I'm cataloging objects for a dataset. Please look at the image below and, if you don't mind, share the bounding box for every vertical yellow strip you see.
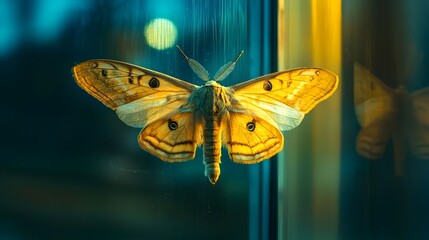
[278,0,285,69]
[310,0,342,239]
[277,2,313,239]
[277,1,285,238]
[278,0,341,239]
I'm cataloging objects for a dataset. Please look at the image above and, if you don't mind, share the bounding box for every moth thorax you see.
[210,85,233,119]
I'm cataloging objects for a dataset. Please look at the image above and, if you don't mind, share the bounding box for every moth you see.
[72,46,338,184]
[354,62,429,175]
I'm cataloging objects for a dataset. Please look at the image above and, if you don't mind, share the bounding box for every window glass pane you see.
[0,1,262,239]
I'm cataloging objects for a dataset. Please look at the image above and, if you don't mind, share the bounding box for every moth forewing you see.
[116,92,191,128]
[72,59,197,109]
[231,68,338,114]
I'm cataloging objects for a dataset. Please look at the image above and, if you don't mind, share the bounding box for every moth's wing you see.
[138,112,203,162]
[230,68,338,131]
[72,59,197,127]
[222,112,284,164]
[410,87,429,159]
[354,62,398,159]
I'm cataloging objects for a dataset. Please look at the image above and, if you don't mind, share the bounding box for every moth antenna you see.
[176,45,210,81]
[213,50,245,82]
[176,45,190,60]
[234,50,244,63]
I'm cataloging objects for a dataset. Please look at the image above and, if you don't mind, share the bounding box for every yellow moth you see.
[72,46,338,184]
[354,62,429,175]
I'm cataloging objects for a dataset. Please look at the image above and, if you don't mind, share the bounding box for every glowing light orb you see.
[144,18,177,50]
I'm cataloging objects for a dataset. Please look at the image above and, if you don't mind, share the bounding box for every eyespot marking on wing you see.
[246,122,255,131]
[168,120,178,130]
[149,77,160,88]
[263,81,272,91]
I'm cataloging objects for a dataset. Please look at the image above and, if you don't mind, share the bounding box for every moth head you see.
[204,80,221,87]
[176,45,244,82]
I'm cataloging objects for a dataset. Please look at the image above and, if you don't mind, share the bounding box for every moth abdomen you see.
[203,119,222,185]
[204,162,221,185]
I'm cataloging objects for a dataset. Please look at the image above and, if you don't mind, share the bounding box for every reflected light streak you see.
[277,0,342,239]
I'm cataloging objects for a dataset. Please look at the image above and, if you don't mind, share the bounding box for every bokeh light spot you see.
[144,18,177,50]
